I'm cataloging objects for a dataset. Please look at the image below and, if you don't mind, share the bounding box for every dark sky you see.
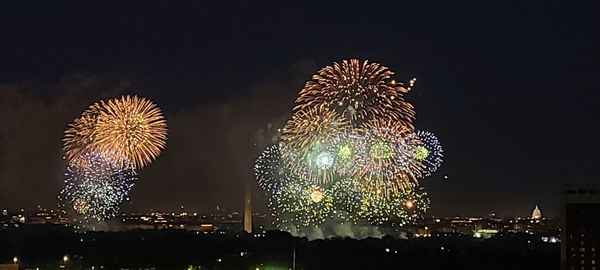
[0,1,599,217]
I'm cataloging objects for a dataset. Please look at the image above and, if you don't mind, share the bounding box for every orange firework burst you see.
[280,107,350,152]
[64,95,167,169]
[63,114,98,164]
[293,59,416,128]
[92,95,167,169]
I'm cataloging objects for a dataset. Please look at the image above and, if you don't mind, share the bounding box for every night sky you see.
[1,1,599,217]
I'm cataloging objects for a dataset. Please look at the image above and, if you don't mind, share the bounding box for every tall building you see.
[532,205,542,219]
[244,184,252,233]
[561,185,600,270]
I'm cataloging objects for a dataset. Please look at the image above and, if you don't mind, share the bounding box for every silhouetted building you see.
[561,185,600,270]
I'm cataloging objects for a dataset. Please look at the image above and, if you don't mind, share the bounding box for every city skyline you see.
[1,1,599,218]
[0,202,553,219]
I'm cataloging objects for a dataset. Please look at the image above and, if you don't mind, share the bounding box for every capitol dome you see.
[531,205,542,219]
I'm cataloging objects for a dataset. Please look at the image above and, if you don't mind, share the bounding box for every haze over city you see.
[1,1,598,218]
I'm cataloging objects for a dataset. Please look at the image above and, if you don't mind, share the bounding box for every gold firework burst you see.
[63,114,99,165]
[64,95,168,169]
[293,59,416,128]
[280,107,350,151]
[92,95,167,169]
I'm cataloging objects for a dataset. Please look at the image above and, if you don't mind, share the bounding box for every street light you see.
[12,256,18,264]
[63,255,69,264]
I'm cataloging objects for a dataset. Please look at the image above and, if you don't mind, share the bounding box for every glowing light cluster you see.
[255,146,334,228]
[60,95,168,222]
[413,131,444,178]
[315,151,335,170]
[58,152,137,222]
[255,59,444,230]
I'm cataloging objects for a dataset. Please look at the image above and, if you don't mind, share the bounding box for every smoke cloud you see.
[287,220,389,241]
[0,61,316,214]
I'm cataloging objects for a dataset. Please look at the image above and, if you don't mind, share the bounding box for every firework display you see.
[255,59,444,230]
[293,59,416,128]
[356,184,431,225]
[279,107,350,184]
[63,114,98,165]
[58,152,137,222]
[60,95,168,223]
[272,177,335,229]
[64,95,168,169]
[353,123,423,195]
[255,145,288,192]
[413,131,444,178]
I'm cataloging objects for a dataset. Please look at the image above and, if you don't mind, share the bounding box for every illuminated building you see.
[561,185,600,270]
[119,211,243,232]
[531,205,542,220]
